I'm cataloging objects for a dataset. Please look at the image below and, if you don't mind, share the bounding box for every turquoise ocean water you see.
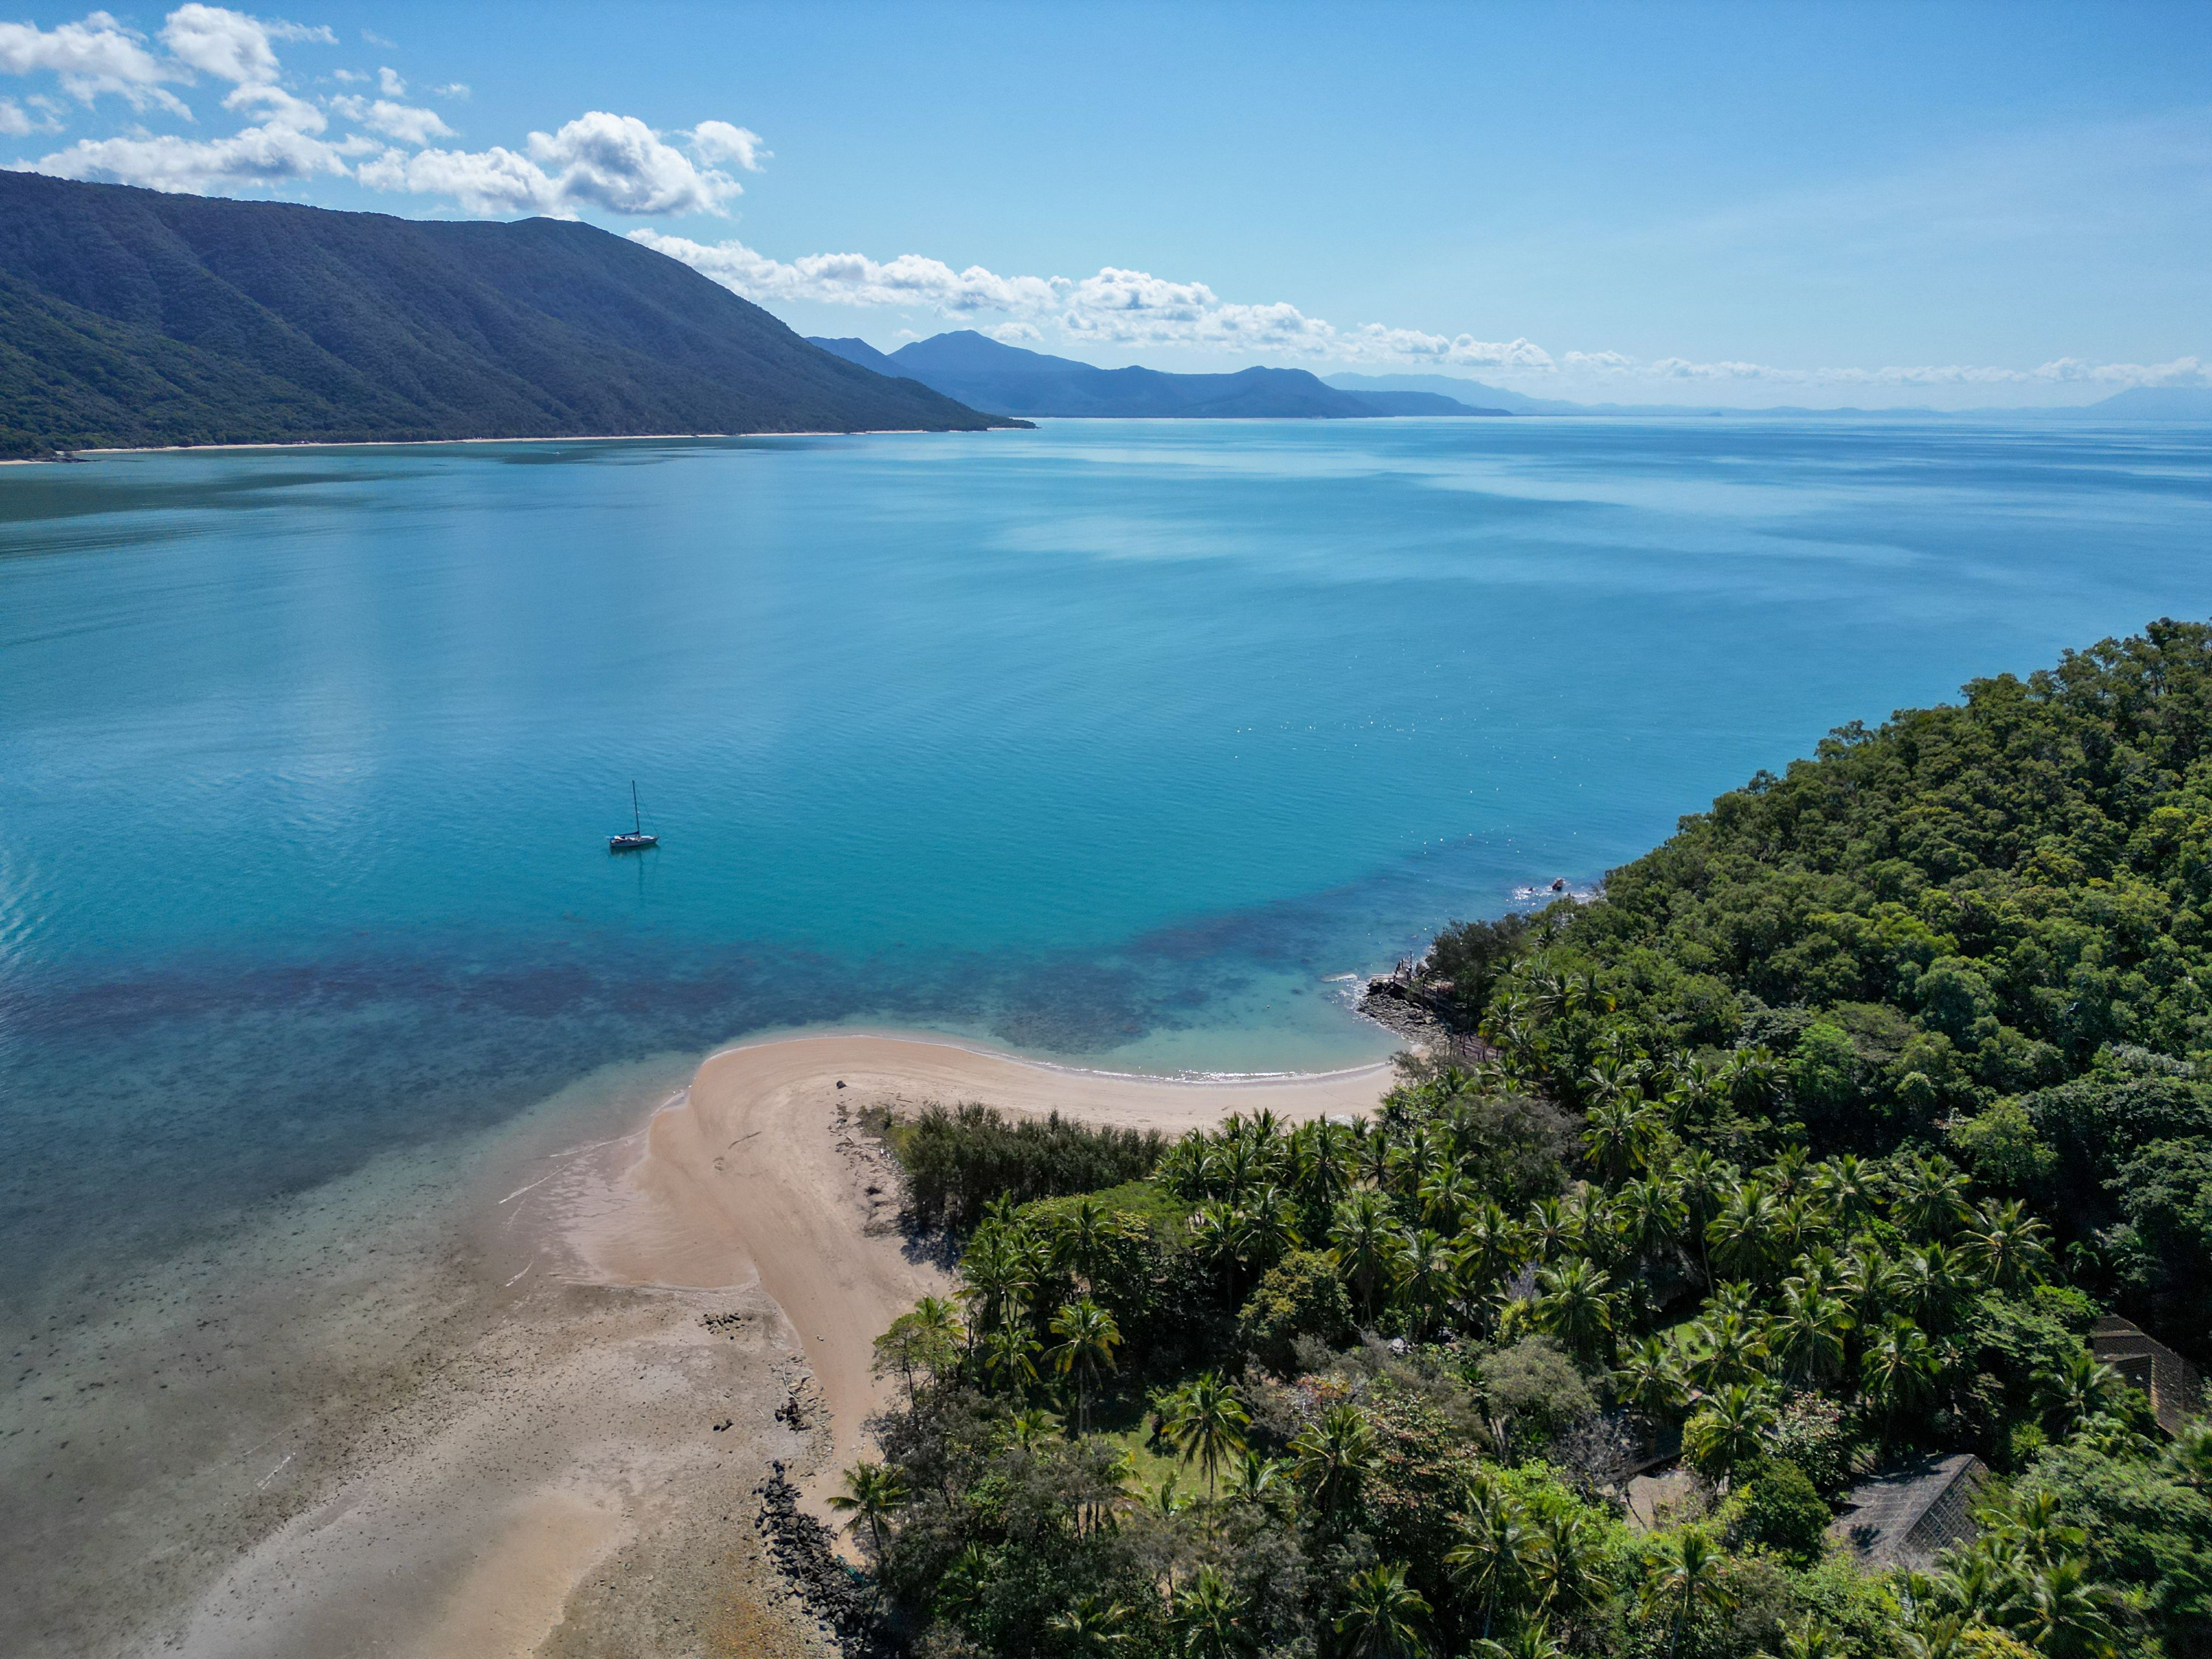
[2,417,2209,1298]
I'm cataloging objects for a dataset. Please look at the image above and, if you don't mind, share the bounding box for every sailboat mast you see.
[631,781,642,835]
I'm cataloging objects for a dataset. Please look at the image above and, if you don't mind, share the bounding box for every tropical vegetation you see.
[838,623,2212,1659]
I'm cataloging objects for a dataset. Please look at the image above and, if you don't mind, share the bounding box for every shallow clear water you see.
[3,417,2209,1296]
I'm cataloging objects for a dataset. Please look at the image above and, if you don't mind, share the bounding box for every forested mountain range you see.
[809,329,1514,418]
[0,172,1013,458]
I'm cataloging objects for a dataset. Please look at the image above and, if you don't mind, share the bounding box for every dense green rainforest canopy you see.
[832,621,2212,1659]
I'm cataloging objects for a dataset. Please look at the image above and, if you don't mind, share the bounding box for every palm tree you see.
[1614,1334,1687,1422]
[1457,1201,1526,1292]
[981,1324,1041,1397]
[956,1226,1033,1335]
[1641,1526,1737,1659]
[2168,1417,2212,1488]
[2009,1555,2122,1658]
[1349,1119,1393,1189]
[1189,1201,1247,1292]
[826,1459,908,1559]
[1770,1285,1852,1387]
[1965,1199,2052,1291]
[1399,1228,1456,1338]
[1811,1154,1874,1225]
[1766,1145,1812,1195]
[1172,1566,1249,1659]
[1772,1192,1829,1260]
[1418,1167,1474,1233]
[1889,1157,1974,1240]
[1217,1135,1260,1202]
[1582,1098,1653,1183]
[2035,1348,2124,1437]
[1389,1125,1446,1199]
[1330,1190,1402,1318]
[1532,1256,1613,1360]
[1229,1446,1290,1507]
[1525,1196,1574,1263]
[1861,1319,1937,1441]
[1051,1596,1133,1657]
[1005,1404,1061,1449]
[1615,1176,1687,1264]
[1527,1509,1604,1618]
[1161,1371,1251,1498]
[1897,1243,1965,1330]
[1295,1120,1355,1221]
[1723,1047,1783,1114]
[1840,1241,1902,1325]
[1672,1149,1731,1283]
[1241,1183,1302,1268]
[1337,1563,1430,1659]
[1469,1623,1567,1659]
[1290,1401,1376,1523]
[1446,1477,1538,1638]
[1759,1616,1841,1659]
[1051,1297,1123,1431]
[1683,1382,1777,1488]
[1707,1184,1780,1282]
[1062,1195,1123,1289]
[1680,1308,1768,1392]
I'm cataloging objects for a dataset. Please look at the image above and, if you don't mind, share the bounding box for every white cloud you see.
[430,81,467,99]
[330,67,365,82]
[0,94,61,135]
[631,233,1547,366]
[28,118,349,191]
[628,229,2202,397]
[0,11,188,113]
[330,93,451,145]
[355,141,548,214]
[361,111,747,217]
[2030,354,2206,387]
[222,78,322,131]
[377,65,403,96]
[528,111,741,214]
[688,119,765,171]
[160,5,331,86]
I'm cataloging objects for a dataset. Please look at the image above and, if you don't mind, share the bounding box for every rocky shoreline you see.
[1357,968,1491,1063]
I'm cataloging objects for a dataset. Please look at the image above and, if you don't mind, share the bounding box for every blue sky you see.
[3,1,2208,406]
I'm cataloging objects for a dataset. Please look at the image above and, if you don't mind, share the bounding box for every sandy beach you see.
[569,1033,1397,1503]
[56,1031,1393,1659]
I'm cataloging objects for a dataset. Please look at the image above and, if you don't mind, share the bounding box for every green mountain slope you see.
[0,172,1015,457]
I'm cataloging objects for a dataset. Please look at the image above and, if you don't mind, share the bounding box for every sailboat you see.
[608,781,658,852]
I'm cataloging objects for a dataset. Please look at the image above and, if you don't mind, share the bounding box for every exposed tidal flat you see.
[3,415,2210,1653]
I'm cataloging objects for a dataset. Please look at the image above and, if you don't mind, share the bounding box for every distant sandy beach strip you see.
[0,427,1026,463]
[568,1032,1397,1496]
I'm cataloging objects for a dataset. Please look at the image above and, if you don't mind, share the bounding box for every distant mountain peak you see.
[811,330,1512,420]
[0,172,1019,457]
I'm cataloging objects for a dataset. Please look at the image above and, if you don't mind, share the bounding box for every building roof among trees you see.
[1827,1452,1988,1569]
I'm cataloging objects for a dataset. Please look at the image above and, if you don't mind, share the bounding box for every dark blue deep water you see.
[3,418,2208,1295]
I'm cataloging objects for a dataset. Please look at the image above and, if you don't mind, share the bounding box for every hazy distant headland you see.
[810,329,1517,419]
[0,172,1023,459]
[815,331,2212,423]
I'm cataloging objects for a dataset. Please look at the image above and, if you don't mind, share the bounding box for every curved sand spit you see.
[571,1032,1397,1489]
[151,1032,1393,1659]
